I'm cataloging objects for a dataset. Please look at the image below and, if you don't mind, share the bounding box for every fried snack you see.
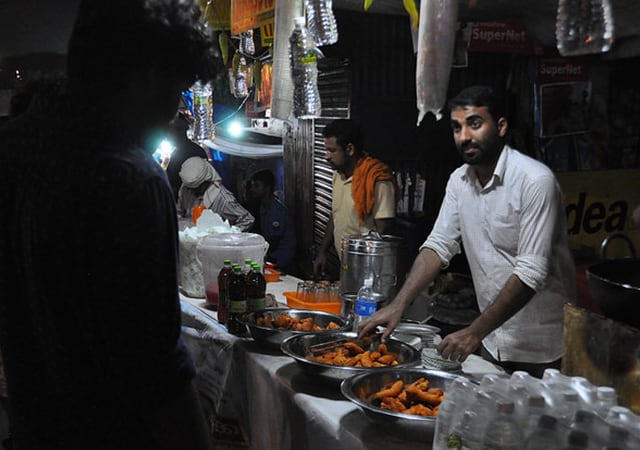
[255,313,341,331]
[370,377,445,417]
[380,396,406,412]
[307,341,400,367]
[403,404,435,416]
[374,380,404,400]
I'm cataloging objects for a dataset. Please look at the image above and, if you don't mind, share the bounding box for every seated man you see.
[247,169,296,271]
[177,156,254,231]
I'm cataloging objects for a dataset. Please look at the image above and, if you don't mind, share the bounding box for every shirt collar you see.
[461,144,510,190]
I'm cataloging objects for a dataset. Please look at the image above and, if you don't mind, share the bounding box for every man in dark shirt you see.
[0,1,218,449]
[247,169,297,271]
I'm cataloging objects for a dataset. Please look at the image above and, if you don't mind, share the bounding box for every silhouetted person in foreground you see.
[0,1,218,449]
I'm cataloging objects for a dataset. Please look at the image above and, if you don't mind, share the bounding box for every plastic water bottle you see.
[507,385,530,426]
[304,0,338,46]
[482,400,524,450]
[523,394,549,437]
[570,409,608,449]
[524,414,565,449]
[595,386,618,418]
[557,391,581,427]
[432,377,476,450]
[233,55,249,98]
[455,390,498,449]
[191,80,213,142]
[556,0,615,56]
[480,373,510,394]
[605,425,633,449]
[446,410,477,450]
[353,276,381,329]
[572,377,598,410]
[239,29,255,55]
[606,406,640,438]
[289,17,322,119]
[510,370,538,389]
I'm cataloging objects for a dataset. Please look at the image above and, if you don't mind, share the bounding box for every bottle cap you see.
[597,386,616,400]
[538,414,558,430]
[567,430,589,447]
[294,16,305,26]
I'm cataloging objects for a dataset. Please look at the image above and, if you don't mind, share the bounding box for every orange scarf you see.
[351,155,397,225]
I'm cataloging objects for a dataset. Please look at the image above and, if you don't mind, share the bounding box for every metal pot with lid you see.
[339,231,408,305]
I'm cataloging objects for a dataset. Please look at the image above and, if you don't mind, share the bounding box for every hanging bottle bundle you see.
[191,80,214,142]
[289,17,322,119]
[232,51,250,98]
[304,0,338,46]
[239,29,255,56]
[556,0,614,56]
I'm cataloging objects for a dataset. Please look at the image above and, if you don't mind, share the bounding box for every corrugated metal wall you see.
[283,59,351,278]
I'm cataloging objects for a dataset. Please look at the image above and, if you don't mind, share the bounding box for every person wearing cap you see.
[177,156,254,231]
[247,169,296,271]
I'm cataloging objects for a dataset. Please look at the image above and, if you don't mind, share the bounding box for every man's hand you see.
[313,251,327,279]
[436,326,483,363]
[437,274,535,363]
[356,301,405,341]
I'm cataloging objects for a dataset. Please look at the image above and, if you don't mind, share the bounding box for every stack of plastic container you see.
[432,368,640,449]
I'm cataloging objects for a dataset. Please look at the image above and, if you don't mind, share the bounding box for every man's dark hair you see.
[322,119,364,153]
[67,0,218,89]
[250,169,275,193]
[447,85,506,123]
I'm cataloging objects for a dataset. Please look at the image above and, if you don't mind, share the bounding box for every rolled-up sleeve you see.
[513,174,560,291]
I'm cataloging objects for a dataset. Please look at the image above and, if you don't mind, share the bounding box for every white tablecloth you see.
[179,275,503,450]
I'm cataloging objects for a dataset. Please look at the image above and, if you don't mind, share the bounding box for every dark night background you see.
[0,0,81,88]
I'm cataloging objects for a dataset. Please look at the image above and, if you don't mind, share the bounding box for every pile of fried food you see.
[255,313,342,331]
[372,377,445,417]
[307,341,400,367]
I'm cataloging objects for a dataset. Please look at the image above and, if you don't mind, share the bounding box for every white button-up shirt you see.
[422,145,576,363]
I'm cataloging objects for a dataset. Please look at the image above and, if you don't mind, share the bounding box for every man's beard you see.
[458,141,484,165]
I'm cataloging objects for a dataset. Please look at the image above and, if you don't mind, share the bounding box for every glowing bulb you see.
[228,121,244,137]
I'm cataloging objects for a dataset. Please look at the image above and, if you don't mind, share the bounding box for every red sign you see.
[468,19,540,54]
[537,58,590,84]
[231,0,275,35]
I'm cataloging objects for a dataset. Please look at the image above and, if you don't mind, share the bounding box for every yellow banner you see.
[231,0,275,35]
[260,22,274,46]
[556,170,640,257]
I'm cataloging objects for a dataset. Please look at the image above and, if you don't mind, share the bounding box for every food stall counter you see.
[179,274,504,449]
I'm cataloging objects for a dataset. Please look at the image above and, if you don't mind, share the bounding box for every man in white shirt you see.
[177,156,254,231]
[360,86,576,377]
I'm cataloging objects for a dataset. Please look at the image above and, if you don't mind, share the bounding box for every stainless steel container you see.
[340,231,407,303]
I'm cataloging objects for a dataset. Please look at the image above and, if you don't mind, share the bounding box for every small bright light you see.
[153,138,175,169]
[228,120,244,137]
